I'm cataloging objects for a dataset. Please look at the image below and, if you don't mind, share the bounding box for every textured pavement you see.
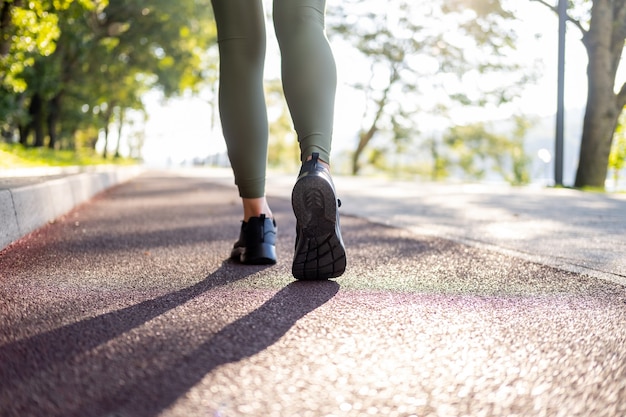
[1,171,625,417]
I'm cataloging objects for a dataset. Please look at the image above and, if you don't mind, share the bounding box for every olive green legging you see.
[212,0,337,198]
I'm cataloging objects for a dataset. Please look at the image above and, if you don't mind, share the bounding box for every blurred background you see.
[1,0,624,190]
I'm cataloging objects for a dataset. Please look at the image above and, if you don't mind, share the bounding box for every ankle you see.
[242,197,273,222]
[304,153,330,171]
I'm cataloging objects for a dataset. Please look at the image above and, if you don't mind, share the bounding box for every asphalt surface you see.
[1,170,625,417]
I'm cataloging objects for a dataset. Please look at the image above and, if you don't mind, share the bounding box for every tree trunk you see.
[351,87,392,175]
[574,91,620,188]
[114,108,124,158]
[0,0,21,56]
[18,124,29,145]
[102,124,109,159]
[29,93,46,147]
[429,137,447,181]
[350,64,399,175]
[351,135,365,175]
[47,93,62,149]
[574,0,625,188]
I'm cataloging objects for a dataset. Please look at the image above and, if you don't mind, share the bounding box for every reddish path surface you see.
[1,172,625,417]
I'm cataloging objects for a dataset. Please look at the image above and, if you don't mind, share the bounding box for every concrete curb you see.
[0,166,144,251]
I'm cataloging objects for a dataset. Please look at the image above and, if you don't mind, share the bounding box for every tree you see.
[508,115,533,185]
[4,0,217,155]
[17,0,112,149]
[424,133,451,181]
[64,0,215,155]
[444,118,531,184]
[0,0,69,93]
[532,0,626,189]
[0,0,72,141]
[327,0,530,175]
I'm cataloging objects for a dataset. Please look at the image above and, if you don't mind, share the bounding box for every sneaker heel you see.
[242,242,277,265]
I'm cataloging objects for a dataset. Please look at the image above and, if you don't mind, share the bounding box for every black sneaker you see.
[291,153,346,280]
[230,214,277,265]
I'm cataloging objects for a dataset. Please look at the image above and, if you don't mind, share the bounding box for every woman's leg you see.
[212,0,276,265]
[212,0,270,207]
[273,0,337,164]
[273,0,345,280]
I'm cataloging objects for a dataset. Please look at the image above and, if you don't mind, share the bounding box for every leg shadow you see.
[0,261,266,392]
[72,280,340,417]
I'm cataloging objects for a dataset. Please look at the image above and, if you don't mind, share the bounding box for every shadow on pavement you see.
[0,261,264,396]
[85,280,340,417]
[0,265,339,417]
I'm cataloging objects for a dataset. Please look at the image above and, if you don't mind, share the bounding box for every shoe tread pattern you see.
[292,175,346,280]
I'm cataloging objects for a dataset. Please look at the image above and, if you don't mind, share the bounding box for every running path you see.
[1,171,624,417]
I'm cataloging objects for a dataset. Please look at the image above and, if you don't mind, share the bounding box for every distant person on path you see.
[211,0,346,279]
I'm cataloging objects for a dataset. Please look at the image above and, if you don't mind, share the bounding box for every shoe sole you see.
[291,175,346,280]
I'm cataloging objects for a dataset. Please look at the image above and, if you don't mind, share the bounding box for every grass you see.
[0,143,138,169]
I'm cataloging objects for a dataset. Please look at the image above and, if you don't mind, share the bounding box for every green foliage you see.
[99,0,216,96]
[608,111,626,182]
[425,135,451,181]
[444,117,531,185]
[1,0,217,157]
[508,115,532,185]
[0,141,136,167]
[0,0,67,93]
[1,0,69,134]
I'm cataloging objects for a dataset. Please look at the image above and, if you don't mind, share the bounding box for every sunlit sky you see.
[130,1,624,167]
